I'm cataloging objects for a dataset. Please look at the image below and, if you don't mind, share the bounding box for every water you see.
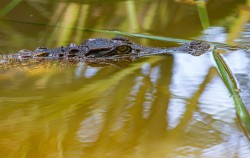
[0,0,250,157]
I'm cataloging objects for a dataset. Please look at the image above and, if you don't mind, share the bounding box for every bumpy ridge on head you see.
[182,40,210,56]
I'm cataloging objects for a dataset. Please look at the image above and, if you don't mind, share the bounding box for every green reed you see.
[196,0,210,30]
[213,49,250,138]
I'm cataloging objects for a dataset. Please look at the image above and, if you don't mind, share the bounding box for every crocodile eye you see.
[117,45,131,54]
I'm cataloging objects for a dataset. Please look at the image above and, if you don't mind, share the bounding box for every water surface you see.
[0,0,250,157]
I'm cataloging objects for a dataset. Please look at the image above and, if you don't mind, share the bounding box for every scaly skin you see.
[0,36,211,66]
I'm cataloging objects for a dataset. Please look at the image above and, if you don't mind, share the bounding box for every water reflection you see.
[1,0,250,157]
[78,111,104,144]
[1,52,250,157]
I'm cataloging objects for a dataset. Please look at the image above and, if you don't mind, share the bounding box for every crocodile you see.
[0,36,211,66]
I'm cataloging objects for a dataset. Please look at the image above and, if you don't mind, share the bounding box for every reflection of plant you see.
[0,0,22,17]
[1,52,248,157]
[0,56,216,157]
[0,0,250,157]
[0,1,213,45]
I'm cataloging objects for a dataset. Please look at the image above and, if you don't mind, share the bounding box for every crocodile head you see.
[82,37,132,58]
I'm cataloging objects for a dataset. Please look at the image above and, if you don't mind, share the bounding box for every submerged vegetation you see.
[0,0,250,157]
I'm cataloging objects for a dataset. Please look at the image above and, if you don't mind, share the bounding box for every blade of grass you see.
[213,49,250,138]
[5,18,249,51]
[1,19,190,43]
[0,0,22,18]
[196,0,210,30]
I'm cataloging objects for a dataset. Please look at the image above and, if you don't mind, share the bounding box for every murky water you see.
[0,0,250,157]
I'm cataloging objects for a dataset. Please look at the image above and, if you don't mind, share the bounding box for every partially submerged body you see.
[0,36,211,67]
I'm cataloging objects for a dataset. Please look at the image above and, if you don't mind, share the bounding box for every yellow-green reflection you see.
[0,0,250,158]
